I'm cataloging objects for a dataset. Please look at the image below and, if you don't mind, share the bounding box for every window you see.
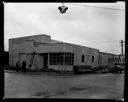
[50,53,63,65]
[82,55,84,62]
[92,56,94,63]
[65,53,74,65]
[50,53,74,65]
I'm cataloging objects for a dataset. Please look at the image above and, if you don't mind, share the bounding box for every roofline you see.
[9,34,119,54]
[9,34,51,40]
[50,41,99,51]
[99,52,118,56]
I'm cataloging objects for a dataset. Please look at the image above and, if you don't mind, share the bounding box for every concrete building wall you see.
[9,34,117,71]
[9,34,50,67]
[37,43,99,67]
[9,40,34,67]
[19,53,45,70]
[81,47,99,68]
[58,43,99,68]
[9,35,100,71]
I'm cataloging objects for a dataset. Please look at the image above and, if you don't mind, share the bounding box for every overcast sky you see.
[4,2,125,54]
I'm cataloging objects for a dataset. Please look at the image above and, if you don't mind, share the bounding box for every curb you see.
[4,70,74,76]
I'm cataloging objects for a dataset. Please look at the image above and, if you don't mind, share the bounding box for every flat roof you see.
[9,34,50,40]
[100,52,118,56]
[9,34,118,55]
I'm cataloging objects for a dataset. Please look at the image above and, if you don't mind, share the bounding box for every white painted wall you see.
[9,34,118,71]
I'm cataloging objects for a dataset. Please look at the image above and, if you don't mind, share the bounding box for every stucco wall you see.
[9,36,100,69]
[52,43,99,68]
[10,34,111,71]
[9,35,50,67]
[81,47,99,68]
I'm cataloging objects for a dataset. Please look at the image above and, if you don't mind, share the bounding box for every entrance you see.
[43,53,48,69]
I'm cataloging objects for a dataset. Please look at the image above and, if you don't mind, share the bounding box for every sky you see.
[4,2,125,55]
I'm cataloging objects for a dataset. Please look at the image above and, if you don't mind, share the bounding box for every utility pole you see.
[119,40,124,56]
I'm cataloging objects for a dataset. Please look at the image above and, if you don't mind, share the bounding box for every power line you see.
[68,3,125,11]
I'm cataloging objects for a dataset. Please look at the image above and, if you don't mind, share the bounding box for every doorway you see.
[43,53,48,69]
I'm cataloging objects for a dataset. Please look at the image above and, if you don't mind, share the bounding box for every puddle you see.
[34,87,86,98]
[34,92,49,96]
[69,87,86,91]
[34,91,66,98]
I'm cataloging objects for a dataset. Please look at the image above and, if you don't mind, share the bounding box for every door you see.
[43,54,48,69]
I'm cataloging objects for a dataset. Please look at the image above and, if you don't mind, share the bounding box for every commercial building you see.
[9,34,118,71]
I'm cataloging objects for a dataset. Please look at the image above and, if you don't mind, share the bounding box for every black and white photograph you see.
[3,2,125,100]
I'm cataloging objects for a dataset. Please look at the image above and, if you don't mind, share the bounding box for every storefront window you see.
[50,53,74,65]
[65,53,74,65]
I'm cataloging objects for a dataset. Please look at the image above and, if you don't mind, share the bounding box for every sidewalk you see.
[4,69,75,76]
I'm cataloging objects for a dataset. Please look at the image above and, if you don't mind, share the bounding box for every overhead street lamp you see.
[58,3,68,14]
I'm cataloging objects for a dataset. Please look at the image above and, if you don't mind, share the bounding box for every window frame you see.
[49,52,74,65]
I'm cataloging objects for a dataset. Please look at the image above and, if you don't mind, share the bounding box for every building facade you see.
[9,34,118,71]
[99,52,118,68]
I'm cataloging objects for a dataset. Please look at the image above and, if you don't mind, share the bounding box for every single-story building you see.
[99,52,118,68]
[9,34,118,71]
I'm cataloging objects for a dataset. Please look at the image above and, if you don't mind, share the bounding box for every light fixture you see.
[58,3,68,14]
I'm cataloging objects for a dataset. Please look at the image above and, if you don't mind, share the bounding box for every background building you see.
[99,52,118,68]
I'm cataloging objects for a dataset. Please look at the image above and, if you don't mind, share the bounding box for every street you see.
[4,70,124,100]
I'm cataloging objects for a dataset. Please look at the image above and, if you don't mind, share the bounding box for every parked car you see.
[110,65,124,73]
[94,66,110,73]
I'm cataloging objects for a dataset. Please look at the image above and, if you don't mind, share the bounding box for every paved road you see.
[4,70,124,100]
